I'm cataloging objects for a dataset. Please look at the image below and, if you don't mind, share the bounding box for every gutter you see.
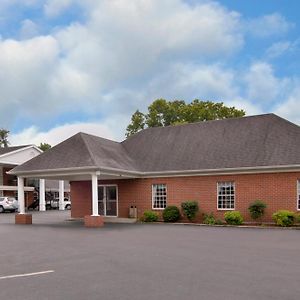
[8,164,300,179]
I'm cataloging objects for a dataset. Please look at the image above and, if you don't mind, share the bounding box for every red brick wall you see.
[70,172,300,222]
[70,181,92,218]
[2,167,17,186]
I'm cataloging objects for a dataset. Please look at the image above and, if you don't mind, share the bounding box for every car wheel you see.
[65,204,71,210]
[46,204,51,210]
[0,206,4,213]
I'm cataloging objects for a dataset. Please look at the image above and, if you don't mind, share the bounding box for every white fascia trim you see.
[141,165,300,178]
[8,164,300,179]
[8,166,99,177]
[10,166,140,178]
[99,164,300,178]
[0,145,42,160]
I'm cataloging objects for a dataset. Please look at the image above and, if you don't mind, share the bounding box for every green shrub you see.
[215,219,224,225]
[248,200,267,220]
[181,201,199,221]
[295,214,300,224]
[272,210,295,227]
[142,210,159,222]
[203,213,216,225]
[162,206,180,222]
[224,211,243,225]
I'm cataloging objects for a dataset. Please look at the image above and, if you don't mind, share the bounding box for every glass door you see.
[98,185,118,216]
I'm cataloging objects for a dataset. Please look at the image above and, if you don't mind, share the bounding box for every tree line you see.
[126,99,245,137]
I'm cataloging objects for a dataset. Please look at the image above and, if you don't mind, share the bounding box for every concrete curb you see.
[139,221,300,230]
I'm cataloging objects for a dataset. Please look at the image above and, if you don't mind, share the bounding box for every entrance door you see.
[98,185,118,216]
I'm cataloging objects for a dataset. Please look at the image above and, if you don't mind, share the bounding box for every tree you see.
[39,143,52,152]
[126,110,146,138]
[126,99,246,137]
[0,129,9,147]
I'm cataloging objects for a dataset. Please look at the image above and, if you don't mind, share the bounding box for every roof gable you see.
[0,145,30,156]
[0,145,42,166]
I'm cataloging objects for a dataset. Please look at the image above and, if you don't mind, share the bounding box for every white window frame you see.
[217,181,235,210]
[297,180,300,211]
[152,184,167,210]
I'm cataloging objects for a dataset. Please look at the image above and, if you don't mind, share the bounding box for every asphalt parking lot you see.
[0,211,300,300]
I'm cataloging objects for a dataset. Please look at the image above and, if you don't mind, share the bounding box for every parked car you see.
[0,197,18,213]
[46,198,71,210]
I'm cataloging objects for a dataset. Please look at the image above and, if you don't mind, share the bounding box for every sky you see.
[0,0,299,146]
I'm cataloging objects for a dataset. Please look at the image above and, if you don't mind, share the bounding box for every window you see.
[297,180,300,210]
[152,184,167,209]
[217,181,235,210]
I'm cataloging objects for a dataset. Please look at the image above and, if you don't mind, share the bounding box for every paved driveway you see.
[0,211,299,300]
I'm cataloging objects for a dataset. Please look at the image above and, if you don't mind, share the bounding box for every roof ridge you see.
[269,114,300,129]
[78,132,119,144]
[79,133,98,167]
[121,113,276,142]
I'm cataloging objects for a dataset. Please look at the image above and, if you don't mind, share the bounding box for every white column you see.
[39,179,46,211]
[17,177,25,214]
[91,173,99,216]
[59,180,64,210]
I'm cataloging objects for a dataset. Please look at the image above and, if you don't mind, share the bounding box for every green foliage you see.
[248,200,267,220]
[142,210,159,222]
[162,206,180,222]
[215,219,224,225]
[0,129,9,147]
[295,213,300,224]
[126,110,146,138]
[224,211,244,225]
[181,201,199,221]
[126,99,246,137]
[203,213,216,225]
[39,143,52,152]
[272,210,295,227]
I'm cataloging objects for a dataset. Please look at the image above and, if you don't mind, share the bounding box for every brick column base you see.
[84,215,104,228]
[15,214,32,225]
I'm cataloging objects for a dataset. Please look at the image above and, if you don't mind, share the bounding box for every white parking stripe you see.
[0,270,54,280]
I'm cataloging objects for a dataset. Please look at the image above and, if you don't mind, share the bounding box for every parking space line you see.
[0,270,54,280]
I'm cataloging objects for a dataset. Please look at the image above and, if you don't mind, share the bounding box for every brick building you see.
[10,114,300,226]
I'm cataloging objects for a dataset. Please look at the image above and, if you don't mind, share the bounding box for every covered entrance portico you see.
[13,168,137,227]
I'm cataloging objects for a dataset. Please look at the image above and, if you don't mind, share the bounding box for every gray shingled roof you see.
[10,114,300,175]
[0,145,30,156]
[11,132,138,173]
[122,113,300,172]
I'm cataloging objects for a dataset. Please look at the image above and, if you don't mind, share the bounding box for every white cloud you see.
[0,36,60,125]
[274,86,300,125]
[0,0,245,129]
[10,121,116,146]
[244,62,290,107]
[248,13,293,38]
[265,41,292,58]
[20,19,39,39]
[265,39,300,59]
[0,0,298,142]
[44,0,75,18]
